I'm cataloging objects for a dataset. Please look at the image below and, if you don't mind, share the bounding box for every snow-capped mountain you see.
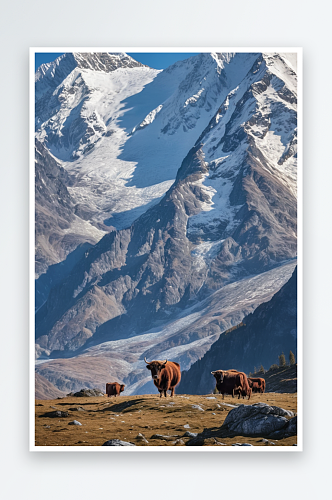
[34,51,298,395]
[187,52,297,284]
[35,52,146,103]
[35,51,297,266]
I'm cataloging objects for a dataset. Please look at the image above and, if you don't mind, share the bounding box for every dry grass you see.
[35,392,297,447]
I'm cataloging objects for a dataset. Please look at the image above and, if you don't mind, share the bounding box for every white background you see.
[1,0,330,498]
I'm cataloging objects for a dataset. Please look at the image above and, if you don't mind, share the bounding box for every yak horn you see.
[144,357,149,364]
[162,359,167,365]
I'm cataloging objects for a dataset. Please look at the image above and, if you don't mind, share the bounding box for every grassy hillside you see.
[35,390,297,447]
[263,365,297,393]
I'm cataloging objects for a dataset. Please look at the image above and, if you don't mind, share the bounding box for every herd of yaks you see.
[105,358,266,399]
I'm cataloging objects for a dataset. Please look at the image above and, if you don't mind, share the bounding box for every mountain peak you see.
[72,52,147,72]
[35,52,147,102]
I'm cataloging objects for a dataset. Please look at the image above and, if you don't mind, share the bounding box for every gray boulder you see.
[68,420,82,425]
[184,431,198,438]
[267,416,297,439]
[102,439,136,446]
[68,388,104,397]
[150,434,179,441]
[41,410,69,418]
[223,403,296,438]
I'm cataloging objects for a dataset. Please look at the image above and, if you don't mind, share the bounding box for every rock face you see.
[179,267,297,395]
[222,403,296,438]
[35,139,105,278]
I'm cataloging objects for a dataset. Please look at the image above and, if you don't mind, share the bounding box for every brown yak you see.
[144,357,181,397]
[248,377,266,393]
[227,369,254,399]
[106,382,125,397]
[211,369,251,400]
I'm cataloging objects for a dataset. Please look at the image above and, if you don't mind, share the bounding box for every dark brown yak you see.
[106,382,125,397]
[211,369,251,400]
[248,377,266,393]
[144,358,181,397]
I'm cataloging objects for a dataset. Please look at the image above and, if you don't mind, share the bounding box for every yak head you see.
[120,384,125,393]
[145,358,167,381]
[211,370,224,383]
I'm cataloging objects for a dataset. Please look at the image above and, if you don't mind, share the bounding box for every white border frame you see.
[29,47,303,452]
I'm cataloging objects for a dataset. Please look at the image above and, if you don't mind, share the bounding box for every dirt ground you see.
[35,391,297,447]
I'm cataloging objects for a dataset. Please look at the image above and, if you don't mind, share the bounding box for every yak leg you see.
[170,387,175,397]
[164,390,167,397]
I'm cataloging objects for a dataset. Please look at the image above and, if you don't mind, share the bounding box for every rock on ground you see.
[267,416,297,439]
[172,439,185,445]
[150,434,179,441]
[67,388,104,397]
[191,405,204,411]
[184,431,198,438]
[68,420,82,425]
[41,410,69,418]
[223,403,296,438]
[102,439,136,446]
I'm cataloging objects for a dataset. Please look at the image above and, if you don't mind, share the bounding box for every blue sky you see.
[35,52,200,71]
[128,53,200,69]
